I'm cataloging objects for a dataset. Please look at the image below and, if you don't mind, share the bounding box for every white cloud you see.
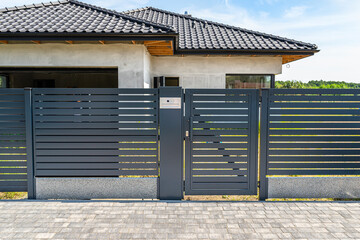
[186,4,261,30]
[259,11,270,18]
[259,0,280,5]
[277,45,360,82]
[224,0,230,8]
[283,6,308,18]
[184,1,360,82]
[193,8,259,29]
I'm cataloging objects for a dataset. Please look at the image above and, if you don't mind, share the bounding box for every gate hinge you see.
[183,181,186,191]
[259,96,262,102]
[257,181,260,188]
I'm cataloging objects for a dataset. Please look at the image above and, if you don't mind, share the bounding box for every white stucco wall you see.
[143,49,151,88]
[0,43,147,88]
[151,55,282,88]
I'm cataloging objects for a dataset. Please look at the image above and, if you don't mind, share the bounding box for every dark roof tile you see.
[124,7,317,51]
[0,0,175,34]
[0,1,317,52]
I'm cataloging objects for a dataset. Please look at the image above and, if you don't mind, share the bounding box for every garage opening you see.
[0,67,118,88]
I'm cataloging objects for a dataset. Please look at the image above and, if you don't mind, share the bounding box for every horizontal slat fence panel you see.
[33,88,159,177]
[0,89,27,192]
[266,89,360,175]
[185,89,258,195]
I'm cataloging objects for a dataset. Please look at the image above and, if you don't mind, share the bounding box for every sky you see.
[1,0,360,82]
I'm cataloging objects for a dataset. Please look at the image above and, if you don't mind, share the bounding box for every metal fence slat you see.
[32,88,159,178]
[185,89,258,196]
[261,89,360,196]
[36,156,157,163]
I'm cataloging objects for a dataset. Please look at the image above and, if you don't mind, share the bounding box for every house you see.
[0,0,319,89]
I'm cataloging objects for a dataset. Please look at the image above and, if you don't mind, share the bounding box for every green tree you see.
[275,80,360,89]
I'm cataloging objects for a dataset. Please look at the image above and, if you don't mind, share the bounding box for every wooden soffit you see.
[282,55,311,64]
[144,40,174,56]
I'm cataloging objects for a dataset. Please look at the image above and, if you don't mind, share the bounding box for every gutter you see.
[0,32,318,56]
[175,49,319,56]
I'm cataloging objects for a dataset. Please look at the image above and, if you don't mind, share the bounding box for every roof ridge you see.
[68,0,176,32]
[124,6,317,49]
[0,0,69,12]
[0,0,176,33]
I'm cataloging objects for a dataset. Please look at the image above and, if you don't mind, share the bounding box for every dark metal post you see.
[259,89,269,200]
[184,89,191,195]
[159,87,183,200]
[24,88,35,199]
[249,90,259,195]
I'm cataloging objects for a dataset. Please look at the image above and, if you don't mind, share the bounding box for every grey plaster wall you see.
[151,55,282,88]
[36,177,158,200]
[268,177,360,199]
[0,43,147,88]
[0,43,283,89]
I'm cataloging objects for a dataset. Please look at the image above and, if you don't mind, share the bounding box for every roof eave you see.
[0,32,179,41]
[175,49,319,55]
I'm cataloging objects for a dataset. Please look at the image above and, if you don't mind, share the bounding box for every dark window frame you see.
[164,77,180,87]
[153,76,180,88]
[0,74,8,88]
[225,74,275,89]
[0,67,118,88]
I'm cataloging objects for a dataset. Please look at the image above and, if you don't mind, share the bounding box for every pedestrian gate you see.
[184,89,259,195]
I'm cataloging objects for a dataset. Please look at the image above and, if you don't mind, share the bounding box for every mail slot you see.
[160,97,182,109]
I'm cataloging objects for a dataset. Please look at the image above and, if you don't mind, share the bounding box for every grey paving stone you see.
[0,201,359,239]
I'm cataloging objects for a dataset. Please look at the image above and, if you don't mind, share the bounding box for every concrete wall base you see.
[36,177,158,200]
[268,177,360,199]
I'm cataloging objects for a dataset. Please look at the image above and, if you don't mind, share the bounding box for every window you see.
[0,68,118,88]
[0,75,7,88]
[165,77,179,87]
[226,74,273,89]
[153,76,180,88]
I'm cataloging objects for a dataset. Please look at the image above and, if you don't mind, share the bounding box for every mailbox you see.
[159,97,182,109]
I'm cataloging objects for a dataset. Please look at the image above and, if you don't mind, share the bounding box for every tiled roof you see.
[0,0,175,34]
[0,1,318,52]
[124,7,318,51]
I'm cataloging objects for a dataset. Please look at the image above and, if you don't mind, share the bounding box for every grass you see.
[0,192,27,200]
[2,192,360,201]
[184,195,258,201]
[268,198,360,201]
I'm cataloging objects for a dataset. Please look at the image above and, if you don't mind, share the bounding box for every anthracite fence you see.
[260,89,360,199]
[1,87,360,200]
[0,89,28,192]
[32,88,159,177]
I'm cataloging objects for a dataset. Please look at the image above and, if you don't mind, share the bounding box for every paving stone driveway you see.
[0,200,360,239]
